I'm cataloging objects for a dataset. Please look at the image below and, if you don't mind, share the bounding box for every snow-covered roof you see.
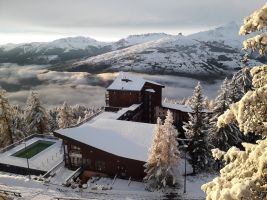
[162,102,192,113]
[90,104,142,123]
[56,118,155,162]
[107,72,164,91]
[145,89,155,93]
[162,102,211,113]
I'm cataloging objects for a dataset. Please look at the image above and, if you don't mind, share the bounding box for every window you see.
[71,145,80,151]
[95,160,106,171]
[82,158,92,168]
[70,156,82,167]
[64,145,68,153]
[138,94,142,102]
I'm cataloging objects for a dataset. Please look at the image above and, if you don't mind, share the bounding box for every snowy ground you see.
[0,137,63,171]
[0,136,216,199]
[0,171,216,200]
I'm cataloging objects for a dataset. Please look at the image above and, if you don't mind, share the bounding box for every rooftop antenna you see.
[121,72,131,83]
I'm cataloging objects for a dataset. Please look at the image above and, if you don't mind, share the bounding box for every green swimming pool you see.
[13,140,55,159]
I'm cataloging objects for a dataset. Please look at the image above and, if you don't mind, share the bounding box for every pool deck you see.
[0,136,63,172]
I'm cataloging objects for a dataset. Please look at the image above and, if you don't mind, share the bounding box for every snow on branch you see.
[217,85,267,136]
[251,65,267,88]
[202,139,267,199]
[243,33,267,55]
[211,148,226,161]
[217,66,267,137]
[239,3,267,35]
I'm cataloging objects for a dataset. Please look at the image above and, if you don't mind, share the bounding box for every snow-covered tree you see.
[217,66,267,137]
[228,74,243,104]
[161,110,180,185]
[0,90,13,147]
[24,91,48,135]
[183,82,212,173]
[202,66,267,197]
[58,101,75,129]
[227,54,253,104]
[48,108,59,132]
[208,79,243,152]
[179,97,187,105]
[208,100,215,110]
[144,112,180,190]
[11,105,26,142]
[144,118,165,190]
[202,4,267,198]
[236,54,253,94]
[203,96,210,110]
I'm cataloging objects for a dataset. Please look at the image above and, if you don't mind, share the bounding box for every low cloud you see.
[0,63,106,107]
[1,64,222,108]
[7,84,105,108]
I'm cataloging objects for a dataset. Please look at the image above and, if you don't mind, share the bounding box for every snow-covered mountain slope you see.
[0,34,172,65]
[0,36,111,64]
[112,33,172,49]
[188,21,243,48]
[0,36,108,52]
[0,22,264,78]
[45,36,108,50]
[66,22,263,78]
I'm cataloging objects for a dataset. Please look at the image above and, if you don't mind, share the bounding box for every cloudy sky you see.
[0,0,265,44]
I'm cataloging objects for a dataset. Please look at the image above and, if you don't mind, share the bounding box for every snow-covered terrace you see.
[91,104,142,122]
[162,102,211,113]
[56,118,155,162]
[162,102,192,113]
[0,136,63,172]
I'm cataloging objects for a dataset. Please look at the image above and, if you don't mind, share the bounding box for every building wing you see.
[56,118,155,162]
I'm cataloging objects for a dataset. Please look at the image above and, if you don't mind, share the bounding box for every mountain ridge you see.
[0,21,264,79]
[62,21,263,78]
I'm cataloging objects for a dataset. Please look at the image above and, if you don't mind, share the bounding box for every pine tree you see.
[203,4,267,197]
[144,113,180,190]
[144,118,165,190]
[58,101,74,129]
[48,108,59,132]
[203,96,210,110]
[237,54,253,94]
[228,74,243,104]
[0,90,13,147]
[24,91,48,135]
[178,98,187,105]
[208,79,243,151]
[183,82,212,174]
[228,55,253,104]
[11,105,26,142]
[161,110,180,186]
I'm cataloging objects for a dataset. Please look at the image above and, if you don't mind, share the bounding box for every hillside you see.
[0,34,170,65]
[0,22,264,79]
[64,22,263,79]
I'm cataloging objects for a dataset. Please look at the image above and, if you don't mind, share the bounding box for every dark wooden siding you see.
[142,83,163,123]
[155,106,189,136]
[106,90,142,108]
[142,82,163,106]
[54,132,146,180]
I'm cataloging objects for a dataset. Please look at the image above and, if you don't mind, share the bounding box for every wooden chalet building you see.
[105,72,190,127]
[54,72,201,181]
[105,72,165,123]
[54,118,155,180]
